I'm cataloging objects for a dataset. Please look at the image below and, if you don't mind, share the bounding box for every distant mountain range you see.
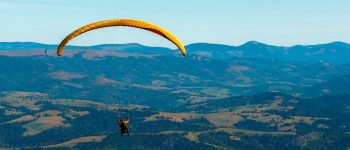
[1,41,350,63]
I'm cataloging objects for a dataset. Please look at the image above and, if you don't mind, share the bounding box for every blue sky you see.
[0,0,349,47]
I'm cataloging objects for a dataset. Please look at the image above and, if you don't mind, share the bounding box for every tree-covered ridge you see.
[1,92,350,149]
[1,53,350,110]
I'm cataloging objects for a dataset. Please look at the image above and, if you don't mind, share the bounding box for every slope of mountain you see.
[1,52,350,110]
[303,74,350,96]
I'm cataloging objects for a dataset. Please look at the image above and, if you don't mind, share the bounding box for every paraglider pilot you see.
[118,115,129,136]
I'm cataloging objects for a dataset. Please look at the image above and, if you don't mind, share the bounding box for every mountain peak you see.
[241,41,268,47]
[326,41,350,48]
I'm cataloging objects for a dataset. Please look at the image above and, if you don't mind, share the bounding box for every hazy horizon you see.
[1,0,349,47]
[1,40,349,48]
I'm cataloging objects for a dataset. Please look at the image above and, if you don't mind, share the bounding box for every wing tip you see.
[181,48,187,56]
[57,51,62,57]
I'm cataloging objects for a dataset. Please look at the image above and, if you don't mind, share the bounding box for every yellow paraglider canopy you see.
[57,19,186,56]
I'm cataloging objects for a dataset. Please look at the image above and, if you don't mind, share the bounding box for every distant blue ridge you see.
[1,41,350,63]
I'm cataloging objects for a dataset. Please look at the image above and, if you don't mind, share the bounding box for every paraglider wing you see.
[57,19,186,56]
